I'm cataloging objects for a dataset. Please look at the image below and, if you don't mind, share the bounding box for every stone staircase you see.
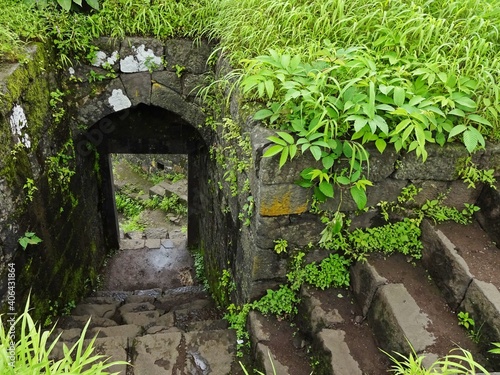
[53,286,243,375]
[51,187,500,374]
[247,186,500,375]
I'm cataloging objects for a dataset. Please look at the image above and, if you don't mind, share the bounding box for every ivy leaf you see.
[319,180,334,198]
[350,185,368,210]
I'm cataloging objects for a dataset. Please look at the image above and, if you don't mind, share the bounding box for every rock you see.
[255,343,290,375]
[350,261,388,316]
[118,302,156,314]
[90,324,142,339]
[132,332,183,374]
[122,310,160,328]
[72,303,120,319]
[318,329,362,375]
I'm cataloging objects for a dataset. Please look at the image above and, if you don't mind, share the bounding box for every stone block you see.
[122,310,160,328]
[421,220,473,309]
[125,294,156,304]
[120,72,151,106]
[90,37,121,71]
[255,342,290,375]
[368,284,435,354]
[460,280,500,356]
[260,149,320,184]
[119,302,156,314]
[393,143,469,180]
[350,261,388,316]
[87,337,129,374]
[165,38,212,74]
[248,311,271,346]
[132,332,183,374]
[145,238,161,249]
[258,183,310,216]
[119,239,145,249]
[120,37,164,73]
[318,329,362,375]
[476,184,500,245]
[250,247,287,281]
[155,312,175,328]
[442,180,484,208]
[301,287,344,333]
[183,73,208,98]
[150,83,205,126]
[72,303,119,319]
[144,227,169,239]
[152,70,182,94]
[90,324,142,339]
[184,330,236,375]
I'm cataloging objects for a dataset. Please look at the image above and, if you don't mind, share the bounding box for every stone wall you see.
[0,45,108,321]
[1,36,499,317]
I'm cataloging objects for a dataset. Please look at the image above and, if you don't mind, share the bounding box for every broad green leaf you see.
[376,104,395,112]
[268,136,287,146]
[74,0,82,6]
[289,144,298,160]
[336,176,350,185]
[322,155,335,169]
[350,186,367,210]
[393,87,405,107]
[263,145,283,157]
[463,129,479,153]
[279,147,289,168]
[375,138,387,153]
[453,96,476,110]
[264,80,274,99]
[448,125,467,139]
[296,179,313,188]
[277,131,294,145]
[281,54,291,69]
[254,109,274,120]
[415,125,426,148]
[436,132,446,146]
[319,180,334,198]
[378,84,393,96]
[310,146,322,161]
[57,0,72,10]
[449,108,465,117]
[467,114,492,127]
[85,0,99,10]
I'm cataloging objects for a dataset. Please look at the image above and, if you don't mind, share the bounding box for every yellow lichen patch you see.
[259,188,308,216]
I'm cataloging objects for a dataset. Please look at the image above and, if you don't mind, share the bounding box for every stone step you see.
[421,218,500,370]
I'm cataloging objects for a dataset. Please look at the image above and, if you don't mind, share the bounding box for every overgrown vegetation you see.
[0,296,127,374]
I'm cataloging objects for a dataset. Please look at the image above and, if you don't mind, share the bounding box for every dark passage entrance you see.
[84,104,206,250]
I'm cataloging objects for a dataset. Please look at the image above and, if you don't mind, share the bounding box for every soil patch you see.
[436,220,500,289]
[370,253,486,362]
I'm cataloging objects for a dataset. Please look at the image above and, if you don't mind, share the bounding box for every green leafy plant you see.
[55,0,99,11]
[458,311,482,344]
[273,238,288,254]
[46,139,76,196]
[0,295,127,374]
[49,89,66,124]
[18,232,43,250]
[23,178,38,202]
[173,64,185,78]
[457,156,497,189]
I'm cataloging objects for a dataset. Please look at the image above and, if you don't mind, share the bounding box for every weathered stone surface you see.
[155,312,175,328]
[88,337,129,374]
[248,311,271,346]
[368,284,435,353]
[460,280,500,354]
[158,179,188,202]
[249,247,287,280]
[120,72,151,106]
[119,301,156,314]
[133,288,163,297]
[150,83,205,126]
[57,315,118,330]
[421,220,473,309]
[479,143,500,176]
[72,303,119,319]
[133,332,183,375]
[256,342,290,375]
[350,261,388,316]
[90,324,142,339]
[441,180,483,208]
[145,238,161,248]
[476,184,500,245]
[144,227,169,239]
[184,330,236,375]
[185,319,228,332]
[152,70,182,94]
[165,38,212,74]
[119,238,145,249]
[90,37,121,71]
[77,78,131,125]
[301,287,344,332]
[393,143,469,180]
[183,73,207,98]
[364,144,398,182]
[122,310,160,327]
[120,37,164,73]
[125,294,155,304]
[53,327,82,342]
[258,183,310,216]
[259,149,320,184]
[318,329,362,375]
